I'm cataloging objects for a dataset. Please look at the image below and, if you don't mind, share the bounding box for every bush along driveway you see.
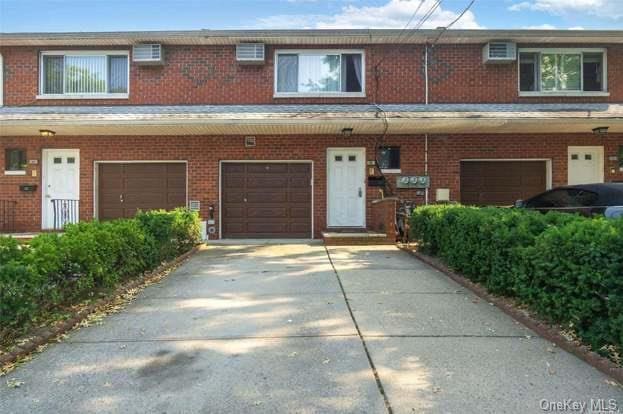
[410,205,623,367]
[0,208,201,352]
[0,242,621,413]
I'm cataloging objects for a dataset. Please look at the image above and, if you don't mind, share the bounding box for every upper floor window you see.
[518,48,607,96]
[39,51,129,99]
[275,50,364,97]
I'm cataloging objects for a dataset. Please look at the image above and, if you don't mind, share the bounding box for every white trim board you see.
[92,160,188,220]
[218,160,315,240]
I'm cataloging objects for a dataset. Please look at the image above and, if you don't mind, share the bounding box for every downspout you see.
[424,44,429,205]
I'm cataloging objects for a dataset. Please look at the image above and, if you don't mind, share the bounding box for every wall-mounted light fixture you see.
[592,126,609,136]
[244,136,256,148]
[341,128,353,137]
[39,129,56,137]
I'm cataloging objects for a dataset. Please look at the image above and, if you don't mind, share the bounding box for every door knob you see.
[120,194,124,203]
[358,187,362,197]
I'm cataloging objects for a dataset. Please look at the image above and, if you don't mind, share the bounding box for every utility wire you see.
[431,0,476,44]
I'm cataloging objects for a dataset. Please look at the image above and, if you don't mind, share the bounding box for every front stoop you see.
[322,231,394,245]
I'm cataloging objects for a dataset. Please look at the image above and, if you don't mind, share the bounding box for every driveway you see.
[1,243,621,413]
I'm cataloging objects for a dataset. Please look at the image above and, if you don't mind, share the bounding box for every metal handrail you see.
[0,200,17,233]
[51,199,79,230]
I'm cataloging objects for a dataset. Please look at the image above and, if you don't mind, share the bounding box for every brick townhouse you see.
[0,29,622,239]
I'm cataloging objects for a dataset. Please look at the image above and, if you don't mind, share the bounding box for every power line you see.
[431,0,476,44]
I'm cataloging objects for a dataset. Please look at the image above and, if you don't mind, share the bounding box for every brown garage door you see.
[98,163,186,220]
[460,161,547,206]
[222,163,312,238]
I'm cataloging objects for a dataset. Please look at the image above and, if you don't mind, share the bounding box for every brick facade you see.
[1,38,622,236]
[2,133,621,235]
[1,43,622,106]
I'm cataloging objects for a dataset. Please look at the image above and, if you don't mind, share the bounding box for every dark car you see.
[514,183,623,218]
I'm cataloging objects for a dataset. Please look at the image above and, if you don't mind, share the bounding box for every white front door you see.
[42,149,80,229]
[327,148,366,227]
[568,146,604,185]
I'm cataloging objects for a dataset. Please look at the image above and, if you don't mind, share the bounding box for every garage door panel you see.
[460,161,546,206]
[223,206,245,218]
[247,222,289,233]
[223,164,245,174]
[248,176,289,188]
[223,176,245,188]
[247,207,288,218]
[246,164,289,173]
[290,176,310,187]
[246,191,287,203]
[289,191,311,203]
[290,207,311,218]
[99,163,186,220]
[222,162,311,238]
[224,192,245,203]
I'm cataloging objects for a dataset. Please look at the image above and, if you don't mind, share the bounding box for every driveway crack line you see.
[324,246,394,414]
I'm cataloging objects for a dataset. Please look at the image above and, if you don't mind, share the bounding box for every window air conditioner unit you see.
[236,43,265,64]
[483,42,516,63]
[132,44,164,65]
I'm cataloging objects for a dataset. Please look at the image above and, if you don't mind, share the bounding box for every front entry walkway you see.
[1,244,621,413]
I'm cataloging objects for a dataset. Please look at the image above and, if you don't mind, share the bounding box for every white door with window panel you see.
[42,149,80,229]
[327,148,365,227]
[568,146,604,185]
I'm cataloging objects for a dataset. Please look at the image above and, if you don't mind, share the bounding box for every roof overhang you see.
[1,104,622,136]
[1,29,622,46]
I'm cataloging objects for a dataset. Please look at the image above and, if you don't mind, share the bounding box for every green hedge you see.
[410,205,623,356]
[0,208,200,335]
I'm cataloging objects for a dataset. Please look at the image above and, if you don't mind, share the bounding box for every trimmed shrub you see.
[0,209,200,334]
[410,205,623,357]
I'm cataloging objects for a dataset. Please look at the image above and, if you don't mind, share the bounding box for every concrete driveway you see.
[1,243,621,413]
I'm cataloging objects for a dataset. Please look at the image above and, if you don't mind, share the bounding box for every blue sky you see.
[1,0,621,33]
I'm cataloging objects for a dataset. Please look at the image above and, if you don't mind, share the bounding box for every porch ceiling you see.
[1,104,622,136]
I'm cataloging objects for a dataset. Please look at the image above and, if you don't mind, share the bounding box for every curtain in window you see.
[108,56,128,93]
[65,56,107,94]
[342,54,362,92]
[277,54,298,92]
[43,56,64,94]
[298,54,340,92]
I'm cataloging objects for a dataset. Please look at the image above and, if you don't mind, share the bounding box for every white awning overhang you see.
[1,105,621,136]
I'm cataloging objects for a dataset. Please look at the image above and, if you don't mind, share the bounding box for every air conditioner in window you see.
[236,43,265,64]
[483,41,516,63]
[132,44,164,65]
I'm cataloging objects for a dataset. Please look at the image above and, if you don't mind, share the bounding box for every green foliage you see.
[0,209,200,334]
[410,205,623,357]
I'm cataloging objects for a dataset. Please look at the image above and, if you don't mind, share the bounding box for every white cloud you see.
[522,23,556,29]
[256,0,483,29]
[567,26,585,30]
[508,0,623,20]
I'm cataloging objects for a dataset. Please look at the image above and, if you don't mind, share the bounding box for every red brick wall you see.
[2,133,621,235]
[2,43,621,105]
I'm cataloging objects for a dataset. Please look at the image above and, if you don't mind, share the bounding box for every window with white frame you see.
[275,51,364,96]
[39,51,129,97]
[519,49,607,94]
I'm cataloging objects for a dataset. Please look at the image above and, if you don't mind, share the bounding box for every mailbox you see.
[19,184,38,192]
